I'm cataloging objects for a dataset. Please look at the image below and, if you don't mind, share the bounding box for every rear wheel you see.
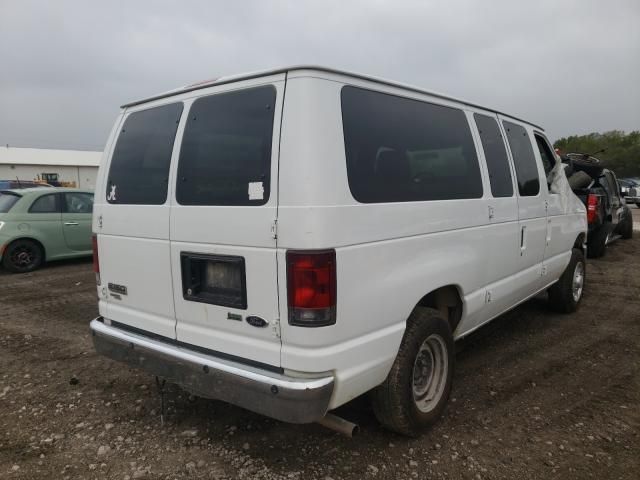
[2,239,44,273]
[619,213,633,240]
[371,307,454,437]
[548,248,586,313]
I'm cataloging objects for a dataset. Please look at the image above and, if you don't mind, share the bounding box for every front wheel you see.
[2,239,44,273]
[548,248,586,313]
[371,307,454,437]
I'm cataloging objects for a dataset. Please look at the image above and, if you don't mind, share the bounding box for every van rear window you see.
[341,86,483,203]
[176,86,276,206]
[107,103,183,205]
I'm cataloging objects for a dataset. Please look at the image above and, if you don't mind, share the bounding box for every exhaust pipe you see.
[317,413,359,437]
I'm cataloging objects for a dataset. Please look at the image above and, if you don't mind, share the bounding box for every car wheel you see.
[548,248,586,313]
[620,214,633,240]
[2,239,44,273]
[370,307,454,437]
[587,226,608,258]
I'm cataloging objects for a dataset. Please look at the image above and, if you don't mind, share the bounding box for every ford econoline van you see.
[90,66,587,436]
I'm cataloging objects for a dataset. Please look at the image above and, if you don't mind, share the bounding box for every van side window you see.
[503,121,540,196]
[107,103,183,205]
[341,86,483,203]
[534,133,556,176]
[176,86,276,206]
[473,114,513,197]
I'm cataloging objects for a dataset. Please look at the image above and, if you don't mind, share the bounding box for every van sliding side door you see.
[499,117,548,297]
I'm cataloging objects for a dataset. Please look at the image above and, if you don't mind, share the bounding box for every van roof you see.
[1,187,93,195]
[121,65,544,131]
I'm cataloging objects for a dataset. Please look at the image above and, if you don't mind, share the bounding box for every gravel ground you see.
[1,234,639,480]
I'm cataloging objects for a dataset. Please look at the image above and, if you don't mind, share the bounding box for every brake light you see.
[92,235,101,285]
[586,194,599,224]
[286,250,336,327]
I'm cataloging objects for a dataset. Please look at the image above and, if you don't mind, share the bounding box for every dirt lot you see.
[1,227,639,479]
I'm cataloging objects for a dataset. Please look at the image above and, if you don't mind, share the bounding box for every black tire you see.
[371,307,454,437]
[548,248,586,313]
[587,225,608,258]
[567,170,592,190]
[619,212,633,240]
[2,239,44,273]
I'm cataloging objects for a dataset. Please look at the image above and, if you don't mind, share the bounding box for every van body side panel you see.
[169,76,285,368]
[277,76,490,407]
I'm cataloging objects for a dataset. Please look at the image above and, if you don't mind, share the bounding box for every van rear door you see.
[96,102,184,339]
[169,77,284,367]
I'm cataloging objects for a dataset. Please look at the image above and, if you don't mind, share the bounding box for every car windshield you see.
[0,192,22,213]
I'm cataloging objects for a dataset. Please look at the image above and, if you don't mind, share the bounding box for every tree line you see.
[554,131,640,178]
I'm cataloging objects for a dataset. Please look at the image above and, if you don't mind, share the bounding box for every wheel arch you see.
[414,285,464,333]
[573,232,587,254]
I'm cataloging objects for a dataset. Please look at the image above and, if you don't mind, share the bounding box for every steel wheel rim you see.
[572,261,584,302]
[11,246,35,267]
[412,334,448,413]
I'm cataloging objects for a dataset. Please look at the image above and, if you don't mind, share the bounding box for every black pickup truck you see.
[564,153,633,257]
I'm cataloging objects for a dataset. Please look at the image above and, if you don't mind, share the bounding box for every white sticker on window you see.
[248,182,264,200]
[107,184,117,202]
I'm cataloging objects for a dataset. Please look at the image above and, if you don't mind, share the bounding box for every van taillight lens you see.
[587,194,599,224]
[286,250,336,327]
[92,235,101,285]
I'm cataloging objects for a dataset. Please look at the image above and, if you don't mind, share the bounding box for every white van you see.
[90,66,587,436]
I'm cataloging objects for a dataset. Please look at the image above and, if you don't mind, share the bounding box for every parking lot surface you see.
[1,235,639,479]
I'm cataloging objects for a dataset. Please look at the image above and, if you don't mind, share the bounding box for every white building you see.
[0,146,101,190]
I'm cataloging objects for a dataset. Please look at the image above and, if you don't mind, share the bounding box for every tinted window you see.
[474,114,513,197]
[503,121,540,196]
[0,192,21,213]
[604,172,620,201]
[341,86,483,203]
[64,192,94,214]
[176,86,276,206]
[29,194,60,213]
[107,103,183,205]
[534,133,555,176]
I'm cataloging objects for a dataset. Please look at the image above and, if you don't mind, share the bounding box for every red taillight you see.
[92,234,101,285]
[587,194,600,224]
[286,250,336,327]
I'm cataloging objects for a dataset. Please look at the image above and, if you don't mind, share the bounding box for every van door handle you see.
[520,226,527,255]
[64,222,79,226]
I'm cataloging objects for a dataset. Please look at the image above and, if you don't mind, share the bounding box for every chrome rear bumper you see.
[90,318,334,423]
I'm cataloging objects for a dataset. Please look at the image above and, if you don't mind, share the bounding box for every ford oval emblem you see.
[246,316,268,328]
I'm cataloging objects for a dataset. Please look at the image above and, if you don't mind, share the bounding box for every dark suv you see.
[564,154,633,257]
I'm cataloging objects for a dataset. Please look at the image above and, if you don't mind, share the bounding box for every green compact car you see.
[0,188,94,273]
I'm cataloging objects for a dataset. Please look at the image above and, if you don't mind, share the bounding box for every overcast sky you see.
[1,0,638,151]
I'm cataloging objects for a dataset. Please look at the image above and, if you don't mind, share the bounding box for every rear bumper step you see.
[90,318,334,423]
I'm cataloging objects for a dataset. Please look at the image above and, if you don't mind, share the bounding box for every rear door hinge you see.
[271,219,278,239]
